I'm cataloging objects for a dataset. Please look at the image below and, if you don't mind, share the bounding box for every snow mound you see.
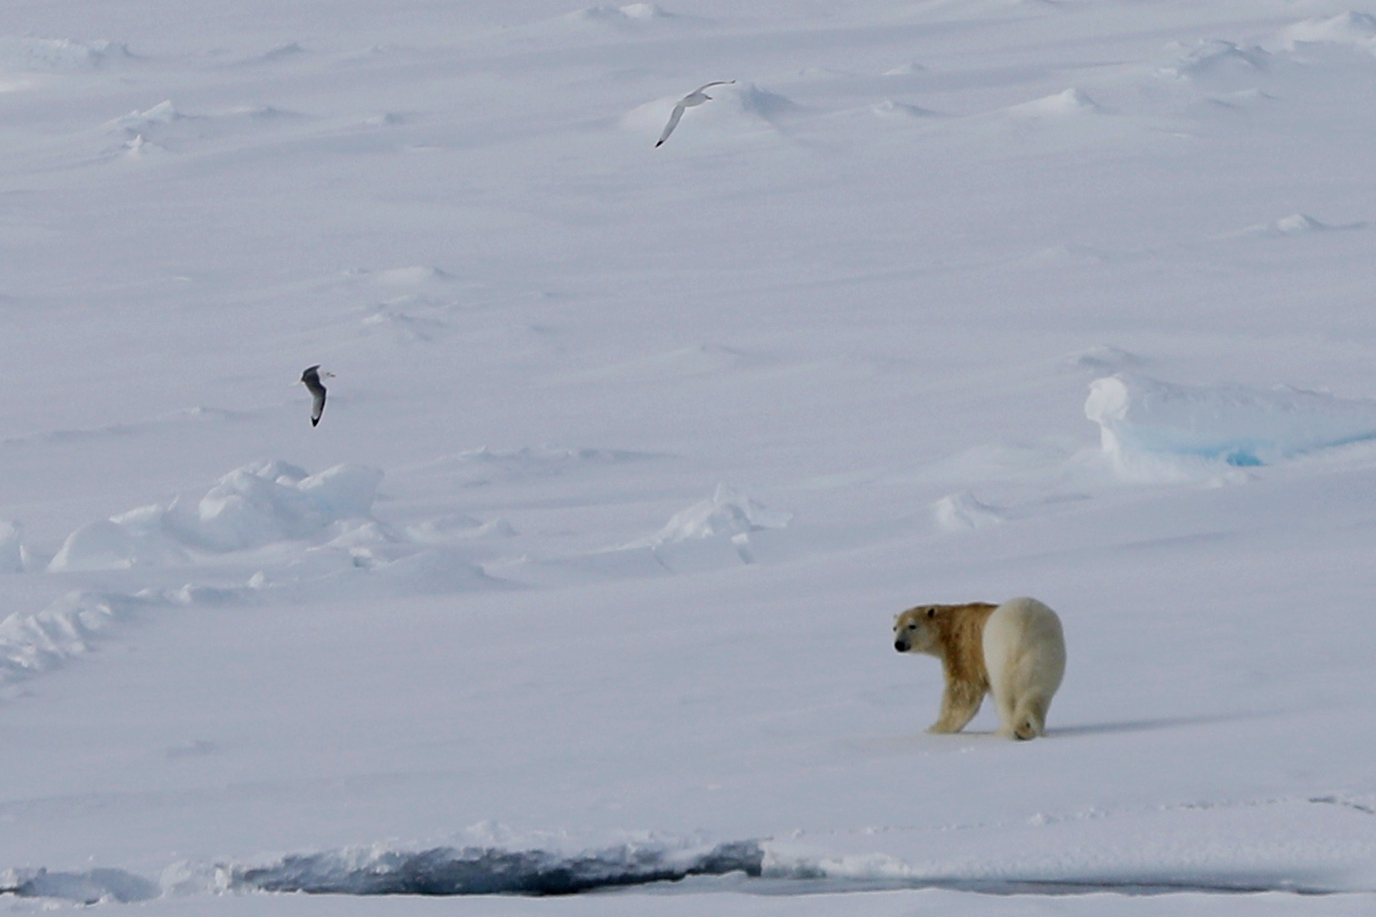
[108,99,183,131]
[871,99,940,120]
[1234,212,1367,238]
[334,549,505,597]
[406,515,517,543]
[932,492,1005,532]
[120,133,164,159]
[227,840,763,895]
[48,461,383,570]
[359,305,449,343]
[258,42,306,61]
[1160,40,1270,80]
[48,517,184,570]
[530,3,709,38]
[0,37,132,72]
[623,82,797,143]
[99,101,313,156]
[732,82,799,119]
[1085,373,1376,471]
[567,3,677,23]
[1066,344,1146,373]
[182,461,382,551]
[612,485,791,571]
[1006,88,1102,117]
[0,521,23,573]
[229,104,302,121]
[369,265,454,286]
[1274,12,1376,53]
[638,484,791,547]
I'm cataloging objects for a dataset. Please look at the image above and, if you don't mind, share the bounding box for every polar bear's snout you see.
[892,611,927,654]
[893,619,911,652]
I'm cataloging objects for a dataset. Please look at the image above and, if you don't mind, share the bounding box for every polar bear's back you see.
[982,597,1066,724]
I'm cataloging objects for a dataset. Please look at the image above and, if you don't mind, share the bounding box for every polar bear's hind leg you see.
[1011,695,1049,740]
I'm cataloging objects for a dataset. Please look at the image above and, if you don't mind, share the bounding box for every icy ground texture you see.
[4,0,1376,914]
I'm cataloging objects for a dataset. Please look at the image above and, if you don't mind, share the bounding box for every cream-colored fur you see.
[893,596,1065,740]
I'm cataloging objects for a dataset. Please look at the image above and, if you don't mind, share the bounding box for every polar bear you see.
[892,596,1065,739]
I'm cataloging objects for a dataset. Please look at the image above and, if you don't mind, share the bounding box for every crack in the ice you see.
[3,837,1365,904]
[1308,795,1376,816]
[229,840,765,896]
[0,868,160,905]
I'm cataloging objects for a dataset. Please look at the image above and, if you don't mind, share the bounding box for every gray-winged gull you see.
[300,365,334,427]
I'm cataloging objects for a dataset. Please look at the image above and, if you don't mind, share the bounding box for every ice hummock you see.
[47,460,383,571]
[1,591,144,687]
[610,485,792,571]
[642,484,792,545]
[1085,374,1376,470]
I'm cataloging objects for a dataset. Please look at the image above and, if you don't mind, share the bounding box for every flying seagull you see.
[655,80,735,148]
[300,364,334,427]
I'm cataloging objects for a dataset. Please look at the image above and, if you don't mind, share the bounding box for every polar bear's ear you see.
[926,607,936,618]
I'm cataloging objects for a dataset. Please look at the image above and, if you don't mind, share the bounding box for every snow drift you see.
[932,491,1004,532]
[1159,40,1270,80]
[0,37,131,72]
[1085,374,1376,471]
[1273,12,1376,53]
[622,82,797,144]
[48,461,383,571]
[1,587,241,691]
[1,591,149,688]
[618,484,791,570]
[638,484,791,546]
[1006,88,1103,118]
[0,522,22,573]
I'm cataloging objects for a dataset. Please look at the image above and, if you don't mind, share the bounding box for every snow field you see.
[3,0,1376,913]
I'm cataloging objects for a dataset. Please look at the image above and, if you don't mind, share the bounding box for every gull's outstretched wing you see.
[300,364,328,427]
[655,102,687,147]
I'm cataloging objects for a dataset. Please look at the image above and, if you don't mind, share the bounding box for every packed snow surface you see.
[3,0,1376,915]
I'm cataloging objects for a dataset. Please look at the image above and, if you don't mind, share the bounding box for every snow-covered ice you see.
[3,0,1376,914]
[1086,374,1376,472]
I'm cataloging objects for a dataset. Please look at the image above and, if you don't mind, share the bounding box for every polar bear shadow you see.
[1051,712,1261,738]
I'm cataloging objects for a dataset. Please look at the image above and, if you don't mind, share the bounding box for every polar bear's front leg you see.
[929,681,984,734]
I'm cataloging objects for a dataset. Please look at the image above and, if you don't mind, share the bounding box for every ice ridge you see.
[1085,373,1376,469]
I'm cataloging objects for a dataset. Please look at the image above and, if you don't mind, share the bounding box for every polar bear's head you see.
[893,605,942,654]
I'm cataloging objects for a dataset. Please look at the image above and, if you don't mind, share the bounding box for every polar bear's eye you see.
[907,622,917,629]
